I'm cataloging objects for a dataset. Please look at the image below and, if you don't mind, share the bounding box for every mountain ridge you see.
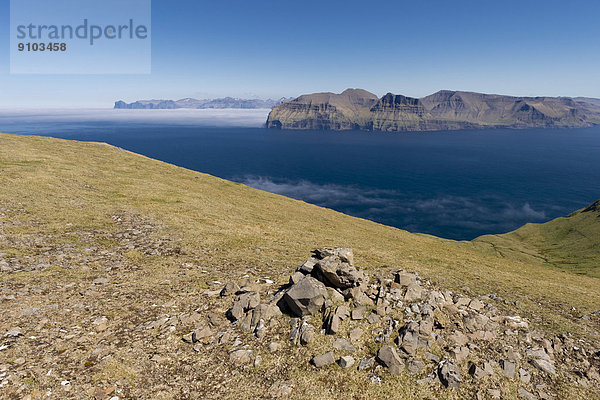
[267,89,600,131]
[115,96,293,110]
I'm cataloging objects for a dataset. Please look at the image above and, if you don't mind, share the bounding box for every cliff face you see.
[266,89,600,131]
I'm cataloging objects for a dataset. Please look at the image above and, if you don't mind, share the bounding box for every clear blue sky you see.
[0,0,599,107]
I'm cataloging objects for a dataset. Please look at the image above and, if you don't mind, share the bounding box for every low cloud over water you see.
[0,108,270,128]
[241,176,550,240]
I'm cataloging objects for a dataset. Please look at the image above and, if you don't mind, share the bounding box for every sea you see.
[1,108,599,241]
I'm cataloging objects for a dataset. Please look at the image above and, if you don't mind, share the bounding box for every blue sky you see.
[0,0,599,107]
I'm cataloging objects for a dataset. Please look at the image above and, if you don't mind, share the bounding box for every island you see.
[114,97,292,110]
[266,88,600,131]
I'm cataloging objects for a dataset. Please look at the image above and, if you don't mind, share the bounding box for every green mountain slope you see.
[473,201,600,277]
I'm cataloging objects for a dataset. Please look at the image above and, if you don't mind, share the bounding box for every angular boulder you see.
[313,247,354,265]
[376,345,404,375]
[438,360,462,389]
[313,256,365,289]
[283,276,327,317]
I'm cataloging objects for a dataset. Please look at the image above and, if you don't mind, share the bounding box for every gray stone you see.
[349,327,363,342]
[335,305,350,320]
[450,346,469,363]
[358,357,375,370]
[469,361,493,379]
[297,257,318,274]
[395,271,417,286]
[311,351,335,368]
[488,389,501,399]
[531,358,556,375]
[404,283,423,302]
[283,276,327,317]
[333,338,356,352]
[313,256,365,289]
[397,321,430,356]
[228,291,261,321]
[519,368,531,383]
[327,287,345,303]
[268,381,293,398]
[220,281,239,297]
[229,349,253,366]
[500,359,516,378]
[4,327,22,338]
[366,313,381,324]
[448,330,469,347]
[376,345,404,375]
[338,356,355,369]
[468,299,484,311]
[351,306,366,320]
[313,247,354,265]
[407,359,425,375]
[438,360,462,389]
[299,322,315,346]
[289,271,305,285]
[526,348,551,362]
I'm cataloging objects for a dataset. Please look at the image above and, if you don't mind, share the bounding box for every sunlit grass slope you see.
[474,201,600,278]
[0,131,598,338]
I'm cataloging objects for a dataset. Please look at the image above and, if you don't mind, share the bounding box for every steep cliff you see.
[267,89,600,131]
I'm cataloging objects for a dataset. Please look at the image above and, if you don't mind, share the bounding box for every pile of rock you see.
[216,247,600,398]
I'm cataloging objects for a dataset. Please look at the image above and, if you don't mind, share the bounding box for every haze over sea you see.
[2,109,599,240]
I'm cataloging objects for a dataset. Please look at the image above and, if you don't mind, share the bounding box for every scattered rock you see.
[311,351,336,368]
[376,345,404,375]
[531,358,556,376]
[404,283,423,302]
[283,276,327,317]
[268,381,293,398]
[338,356,355,368]
[407,359,425,375]
[229,349,254,366]
[519,367,531,383]
[438,360,462,389]
[351,306,366,320]
[349,327,363,342]
[395,271,417,286]
[333,338,355,352]
[4,327,22,338]
[356,357,374,371]
[500,359,516,378]
[221,281,240,296]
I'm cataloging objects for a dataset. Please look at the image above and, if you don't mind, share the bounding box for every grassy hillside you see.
[473,201,600,278]
[0,132,598,399]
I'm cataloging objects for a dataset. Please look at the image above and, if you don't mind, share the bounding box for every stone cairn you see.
[188,247,599,398]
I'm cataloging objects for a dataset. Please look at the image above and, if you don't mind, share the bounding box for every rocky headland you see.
[266,89,600,132]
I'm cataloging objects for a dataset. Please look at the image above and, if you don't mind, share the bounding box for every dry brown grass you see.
[0,132,598,399]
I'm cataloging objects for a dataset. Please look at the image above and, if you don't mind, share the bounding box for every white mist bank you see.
[0,108,271,127]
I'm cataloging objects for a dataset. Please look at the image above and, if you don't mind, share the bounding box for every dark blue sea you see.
[2,111,599,240]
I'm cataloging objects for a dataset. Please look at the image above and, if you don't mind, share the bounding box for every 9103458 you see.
[17,43,67,52]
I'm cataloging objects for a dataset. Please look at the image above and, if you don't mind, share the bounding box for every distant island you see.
[114,97,293,110]
[266,89,600,131]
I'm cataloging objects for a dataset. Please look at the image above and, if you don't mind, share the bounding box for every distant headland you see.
[266,89,600,132]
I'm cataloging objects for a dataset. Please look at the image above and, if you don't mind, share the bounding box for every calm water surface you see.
[3,118,599,240]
